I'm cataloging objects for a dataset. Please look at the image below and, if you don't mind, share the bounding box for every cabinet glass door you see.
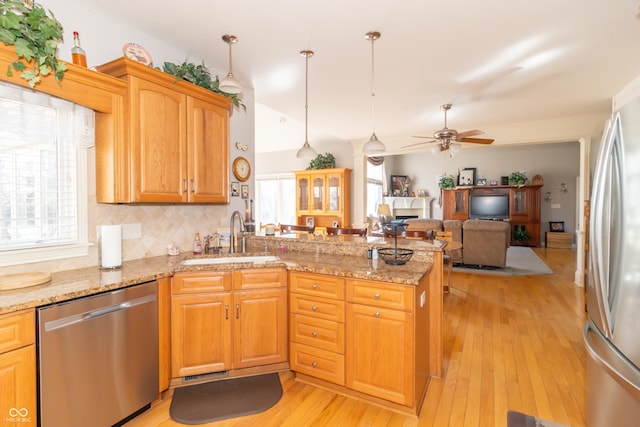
[298,177,309,211]
[327,175,341,212]
[312,176,324,211]
[512,189,527,214]
[454,191,466,214]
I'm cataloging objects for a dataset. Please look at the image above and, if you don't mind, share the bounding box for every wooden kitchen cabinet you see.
[0,309,36,426]
[289,271,346,385]
[171,268,287,379]
[345,279,415,405]
[95,57,232,204]
[294,168,351,231]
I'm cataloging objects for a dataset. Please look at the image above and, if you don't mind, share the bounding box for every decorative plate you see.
[122,43,153,66]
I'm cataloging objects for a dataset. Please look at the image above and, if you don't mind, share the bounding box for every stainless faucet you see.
[229,210,246,253]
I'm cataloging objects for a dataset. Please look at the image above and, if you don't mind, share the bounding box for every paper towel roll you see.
[99,225,122,269]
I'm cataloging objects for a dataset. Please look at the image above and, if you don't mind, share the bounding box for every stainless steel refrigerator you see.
[585,97,640,426]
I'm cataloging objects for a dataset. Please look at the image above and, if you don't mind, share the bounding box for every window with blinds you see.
[0,81,93,266]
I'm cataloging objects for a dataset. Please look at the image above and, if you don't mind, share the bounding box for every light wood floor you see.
[125,248,586,427]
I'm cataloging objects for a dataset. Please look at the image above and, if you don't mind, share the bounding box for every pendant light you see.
[362,31,386,154]
[296,50,318,160]
[220,34,242,94]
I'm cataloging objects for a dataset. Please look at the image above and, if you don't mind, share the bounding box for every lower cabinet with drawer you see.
[289,271,345,385]
[288,270,439,416]
[0,308,37,425]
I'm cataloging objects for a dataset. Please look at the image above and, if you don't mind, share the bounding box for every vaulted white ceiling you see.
[85,0,640,153]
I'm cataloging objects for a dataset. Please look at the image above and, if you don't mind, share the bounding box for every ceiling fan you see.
[403,104,494,152]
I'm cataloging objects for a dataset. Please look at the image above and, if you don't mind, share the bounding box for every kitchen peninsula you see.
[0,235,444,420]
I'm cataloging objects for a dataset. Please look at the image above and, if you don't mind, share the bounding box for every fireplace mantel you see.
[383,196,435,219]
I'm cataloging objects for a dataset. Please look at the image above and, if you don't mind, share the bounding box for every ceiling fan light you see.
[219,72,243,94]
[296,141,317,159]
[450,142,462,155]
[363,133,386,154]
[430,145,440,155]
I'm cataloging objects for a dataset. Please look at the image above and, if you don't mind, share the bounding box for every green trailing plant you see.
[439,175,456,189]
[508,171,528,187]
[159,61,245,111]
[513,225,530,241]
[0,0,67,87]
[307,152,336,170]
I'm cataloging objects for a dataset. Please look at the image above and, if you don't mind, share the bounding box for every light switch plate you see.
[551,203,561,209]
[420,290,426,307]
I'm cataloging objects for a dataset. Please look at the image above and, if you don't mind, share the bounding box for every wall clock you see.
[232,157,251,182]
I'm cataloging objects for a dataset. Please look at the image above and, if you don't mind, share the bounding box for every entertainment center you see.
[442,184,542,246]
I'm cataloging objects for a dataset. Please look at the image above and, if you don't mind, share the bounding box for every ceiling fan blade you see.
[457,129,484,138]
[411,135,435,139]
[458,137,494,144]
[402,140,433,148]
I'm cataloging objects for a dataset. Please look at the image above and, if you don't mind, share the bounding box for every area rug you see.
[507,410,568,427]
[169,373,282,424]
[453,246,553,276]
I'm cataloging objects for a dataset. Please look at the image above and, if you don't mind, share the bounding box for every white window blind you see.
[0,80,93,266]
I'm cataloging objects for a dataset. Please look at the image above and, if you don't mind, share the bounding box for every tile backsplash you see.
[1,195,229,275]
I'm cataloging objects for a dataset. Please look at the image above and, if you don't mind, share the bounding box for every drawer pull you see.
[311,305,318,311]
[311,331,318,337]
[236,303,240,319]
[311,283,318,289]
[373,293,380,299]
[225,304,229,320]
[311,361,318,368]
[374,311,380,318]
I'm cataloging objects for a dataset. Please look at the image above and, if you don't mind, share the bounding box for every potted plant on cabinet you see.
[512,225,530,244]
[0,0,67,87]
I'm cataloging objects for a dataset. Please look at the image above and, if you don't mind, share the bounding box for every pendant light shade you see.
[363,31,386,155]
[296,50,317,160]
[220,34,242,95]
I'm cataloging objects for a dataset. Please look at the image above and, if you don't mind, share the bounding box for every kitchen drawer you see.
[289,271,345,300]
[234,268,286,290]
[290,342,345,385]
[290,292,345,322]
[0,309,35,354]
[172,271,232,294]
[346,279,414,311]
[290,313,344,353]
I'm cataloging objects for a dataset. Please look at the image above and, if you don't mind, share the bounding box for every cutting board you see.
[0,273,52,291]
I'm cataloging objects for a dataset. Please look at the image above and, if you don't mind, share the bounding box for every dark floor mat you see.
[507,410,568,427]
[169,373,282,425]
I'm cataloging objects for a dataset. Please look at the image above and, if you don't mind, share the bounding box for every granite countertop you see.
[0,246,434,315]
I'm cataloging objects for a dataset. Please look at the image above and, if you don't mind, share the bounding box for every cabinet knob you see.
[225,304,229,320]
[311,284,318,289]
[373,293,380,299]
[311,305,318,311]
[311,331,318,337]
[374,311,380,318]
[311,361,318,368]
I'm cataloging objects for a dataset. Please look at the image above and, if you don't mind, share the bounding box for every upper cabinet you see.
[96,58,233,203]
[294,168,351,231]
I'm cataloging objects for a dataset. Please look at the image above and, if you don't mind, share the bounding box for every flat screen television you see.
[469,194,509,220]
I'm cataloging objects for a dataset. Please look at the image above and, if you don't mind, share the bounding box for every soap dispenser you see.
[193,233,203,255]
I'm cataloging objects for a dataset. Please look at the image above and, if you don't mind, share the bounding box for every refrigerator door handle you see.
[584,322,640,401]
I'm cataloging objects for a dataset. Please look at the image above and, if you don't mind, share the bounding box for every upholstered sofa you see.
[405,218,511,268]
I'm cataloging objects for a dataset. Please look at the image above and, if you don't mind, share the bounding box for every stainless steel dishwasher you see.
[37,281,158,427]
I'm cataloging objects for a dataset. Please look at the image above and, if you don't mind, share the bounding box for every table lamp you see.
[377,203,392,226]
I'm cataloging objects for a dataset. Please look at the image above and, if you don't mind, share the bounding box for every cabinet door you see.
[325,172,343,213]
[346,303,414,405]
[188,97,229,203]
[296,174,311,212]
[0,345,36,426]
[233,288,288,368]
[130,76,188,202]
[171,293,232,377]
[311,174,325,212]
[442,189,469,220]
[510,188,530,219]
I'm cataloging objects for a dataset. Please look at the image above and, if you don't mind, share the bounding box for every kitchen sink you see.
[181,255,280,266]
